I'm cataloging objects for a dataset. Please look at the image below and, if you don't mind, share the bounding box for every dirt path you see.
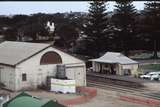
[74,88,148,107]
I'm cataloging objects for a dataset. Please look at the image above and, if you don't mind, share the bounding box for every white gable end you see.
[52,48,84,64]
[14,47,85,90]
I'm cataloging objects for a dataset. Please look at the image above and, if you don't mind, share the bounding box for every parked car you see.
[140,72,160,80]
[151,73,160,81]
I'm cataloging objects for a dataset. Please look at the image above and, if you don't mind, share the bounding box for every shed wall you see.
[0,65,15,90]
[15,47,86,91]
[65,63,86,86]
[120,64,139,76]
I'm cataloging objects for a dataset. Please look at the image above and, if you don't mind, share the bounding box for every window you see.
[22,73,27,81]
[40,51,62,65]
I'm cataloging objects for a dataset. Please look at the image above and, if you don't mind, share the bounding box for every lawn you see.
[140,64,160,71]
[130,52,153,59]
[130,51,160,59]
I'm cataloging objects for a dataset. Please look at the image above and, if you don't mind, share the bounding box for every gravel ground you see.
[0,89,81,101]
[0,88,151,107]
[74,88,148,107]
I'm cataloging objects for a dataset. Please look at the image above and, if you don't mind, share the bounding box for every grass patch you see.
[130,52,153,59]
[140,64,160,71]
[130,51,160,59]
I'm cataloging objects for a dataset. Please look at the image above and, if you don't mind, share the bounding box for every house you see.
[46,21,55,33]
[89,52,139,76]
[0,41,86,91]
[3,92,65,107]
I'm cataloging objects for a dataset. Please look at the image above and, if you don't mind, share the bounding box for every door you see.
[37,72,43,85]
[75,67,85,86]
[0,67,3,82]
[0,69,1,82]
[66,66,85,86]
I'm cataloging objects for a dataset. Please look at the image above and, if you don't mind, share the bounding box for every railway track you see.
[87,80,147,93]
[87,74,144,88]
[87,75,160,100]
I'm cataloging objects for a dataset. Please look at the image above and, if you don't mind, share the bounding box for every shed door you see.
[37,72,43,85]
[0,70,1,82]
[0,67,3,82]
[66,66,85,86]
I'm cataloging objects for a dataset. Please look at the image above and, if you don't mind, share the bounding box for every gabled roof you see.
[0,41,51,66]
[90,52,138,64]
[3,92,65,107]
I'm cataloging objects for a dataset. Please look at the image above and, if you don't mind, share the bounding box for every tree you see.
[3,28,17,41]
[17,22,49,41]
[11,15,29,28]
[83,1,109,57]
[0,16,12,27]
[54,23,79,48]
[112,1,137,56]
[72,37,97,57]
[142,1,160,59]
[16,14,50,41]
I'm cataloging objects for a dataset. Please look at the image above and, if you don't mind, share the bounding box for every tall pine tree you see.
[112,1,137,56]
[143,1,160,59]
[83,1,108,57]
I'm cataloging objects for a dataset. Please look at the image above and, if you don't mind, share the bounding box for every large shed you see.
[0,41,86,91]
[89,52,139,76]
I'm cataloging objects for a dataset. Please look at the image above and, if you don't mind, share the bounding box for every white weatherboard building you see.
[0,41,86,91]
[90,52,139,76]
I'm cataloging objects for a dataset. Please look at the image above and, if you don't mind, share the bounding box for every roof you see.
[52,46,85,63]
[0,41,84,66]
[3,92,65,107]
[0,41,51,66]
[89,52,138,64]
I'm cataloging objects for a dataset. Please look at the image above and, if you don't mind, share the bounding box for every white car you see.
[151,73,160,80]
[140,72,160,80]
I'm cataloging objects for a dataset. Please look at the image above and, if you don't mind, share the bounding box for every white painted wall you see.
[14,47,86,91]
[50,78,76,93]
[119,64,139,76]
[0,65,15,90]
[65,63,86,86]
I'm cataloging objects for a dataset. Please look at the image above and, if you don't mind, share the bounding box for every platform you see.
[87,71,160,89]
[87,72,153,83]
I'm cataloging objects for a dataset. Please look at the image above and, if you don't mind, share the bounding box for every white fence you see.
[50,78,76,93]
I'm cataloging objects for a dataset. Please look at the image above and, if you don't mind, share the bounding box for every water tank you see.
[56,64,66,79]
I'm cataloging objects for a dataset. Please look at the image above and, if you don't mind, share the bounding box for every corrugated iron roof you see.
[0,41,51,66]
[90,52,138,64]
[3,92,65,107]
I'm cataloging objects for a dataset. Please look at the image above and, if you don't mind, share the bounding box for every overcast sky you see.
[0,1,146,15]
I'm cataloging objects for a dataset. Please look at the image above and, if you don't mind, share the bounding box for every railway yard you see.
[75,89,149,107]
[87,73,160,100]
[74,72,160,107]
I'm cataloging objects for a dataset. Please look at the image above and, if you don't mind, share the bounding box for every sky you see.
[0,1,146,15]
